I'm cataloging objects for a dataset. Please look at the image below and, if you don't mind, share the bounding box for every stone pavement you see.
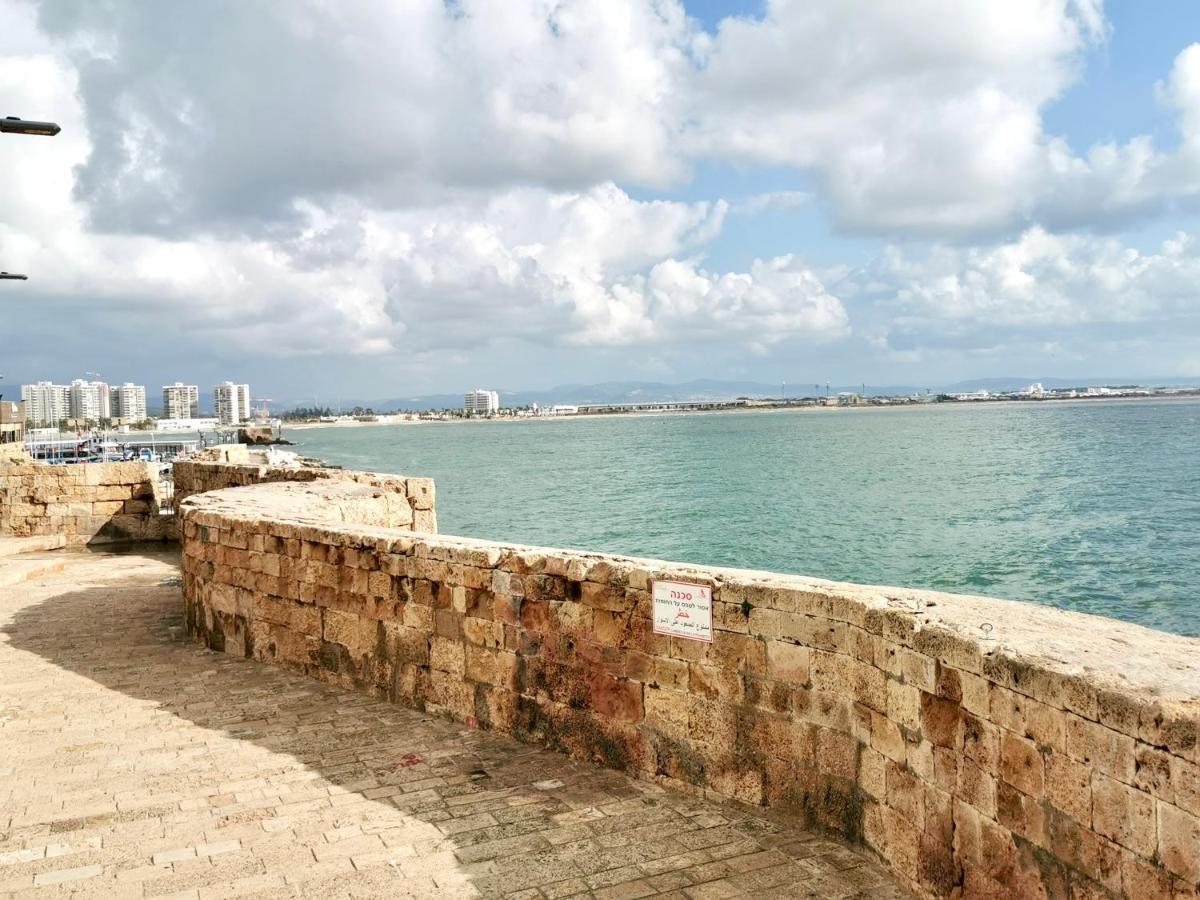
[0,548,909,899]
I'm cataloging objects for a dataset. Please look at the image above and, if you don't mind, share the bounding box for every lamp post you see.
[3,115,60,280]
[1,116,60,136]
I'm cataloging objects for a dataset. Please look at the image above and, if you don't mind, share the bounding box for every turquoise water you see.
[290,399,1200,636]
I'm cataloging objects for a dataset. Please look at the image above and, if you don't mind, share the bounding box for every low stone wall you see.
[173,447,436,533]
[0,459,173,544]
[179,478,1200,900]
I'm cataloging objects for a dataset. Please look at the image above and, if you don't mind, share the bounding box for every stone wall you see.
[0,459,174,544]
[179,478,1200,900]
[173,447,437,533]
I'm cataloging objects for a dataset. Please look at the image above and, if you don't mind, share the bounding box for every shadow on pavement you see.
[0,549,907,899]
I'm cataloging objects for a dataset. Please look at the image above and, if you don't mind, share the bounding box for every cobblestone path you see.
[0,548,908,899]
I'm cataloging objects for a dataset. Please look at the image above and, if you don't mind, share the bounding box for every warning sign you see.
[652,579,713,642]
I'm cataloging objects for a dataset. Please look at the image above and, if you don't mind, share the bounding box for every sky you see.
[3,0,1200,402]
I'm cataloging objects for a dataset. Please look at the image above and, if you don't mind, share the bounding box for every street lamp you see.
[1,116,60,136]
[2,117,58,283]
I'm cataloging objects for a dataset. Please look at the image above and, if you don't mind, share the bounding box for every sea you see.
[289,398,1200,637]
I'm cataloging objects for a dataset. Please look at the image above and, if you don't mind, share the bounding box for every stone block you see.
[712,599,750,634]
[887,761,925,824]
[252,595,320,633]
[860,746,887,799]
[1132,744,1174,801]
[93,484,134,501]
[406,477,435,510]
[644,685,689,735]
[906,738,935,782]
[1066,715,1135,783]
[428,669,474,719]
[461,616,503,649]
[990,686,1027,734]
[1139,701,1199,761]
[996,780,1048,848]
[322,609,378,658]
[643,656,687,691]
[957,757,998,819]
[465,645,498,685]
[706,631,762,674]
[412,509,437,533]
[1156,799,1200,883]
[919,691,963,748]
[689,697,737,747]
[778,614,847,653]
[427,636,464,678]
[900,648,937,692]
[815,726,859,781]
[1120,850,1175,900]
[962,714,1001,768]
[579,581,626,611]
[1024,698,1066,752]
[688,661,742,701]
[1045,808,1122,893]
[1171,755,1200,817]
[871,711,906,763]
[587,673,643,724]
[1045,750,1092,824]
[1092,773,1156,857]
[1000,731,1045,799]
[251,621,319,668]
[887,679,921,731]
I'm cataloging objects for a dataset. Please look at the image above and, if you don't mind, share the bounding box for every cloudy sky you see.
[2,0,1200,401]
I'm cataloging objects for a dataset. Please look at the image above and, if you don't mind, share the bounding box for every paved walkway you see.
[0,548,908,899]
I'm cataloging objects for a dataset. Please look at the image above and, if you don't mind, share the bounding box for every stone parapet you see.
[0,459,174,544]
[179,477,1200,899]
[173,448,436,533]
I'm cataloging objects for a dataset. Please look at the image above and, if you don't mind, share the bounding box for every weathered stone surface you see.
[170,470,1200,899]
[0,458,172,544]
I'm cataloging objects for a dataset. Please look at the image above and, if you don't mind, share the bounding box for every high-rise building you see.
[20,382,70,427]
[214,382,251,424]
[68,380,111,422]
[463,389,501,415]
[162,383,200,419]
[112,383,148,422]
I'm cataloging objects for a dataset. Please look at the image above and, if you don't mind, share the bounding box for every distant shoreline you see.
[281,391,1200,432]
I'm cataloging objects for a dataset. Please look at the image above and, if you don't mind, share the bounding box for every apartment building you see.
[68,380,111,422]
[463,389,501,415]
[162,383,200,419]
[213,382,251,425]
[112,383,148,422]
[20,382,69,427]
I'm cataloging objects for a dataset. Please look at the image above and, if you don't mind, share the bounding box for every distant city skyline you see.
[3,1,1200,396]
[7,369,1200,415]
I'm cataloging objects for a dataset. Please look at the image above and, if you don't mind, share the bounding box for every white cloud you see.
[6,0,1200,388]
[864,228,1200,356]
[17,0,1172,241]
[687,0,1101,235]
[379,186,845,351]
[26,0,698,235]
[0,6,846,361]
